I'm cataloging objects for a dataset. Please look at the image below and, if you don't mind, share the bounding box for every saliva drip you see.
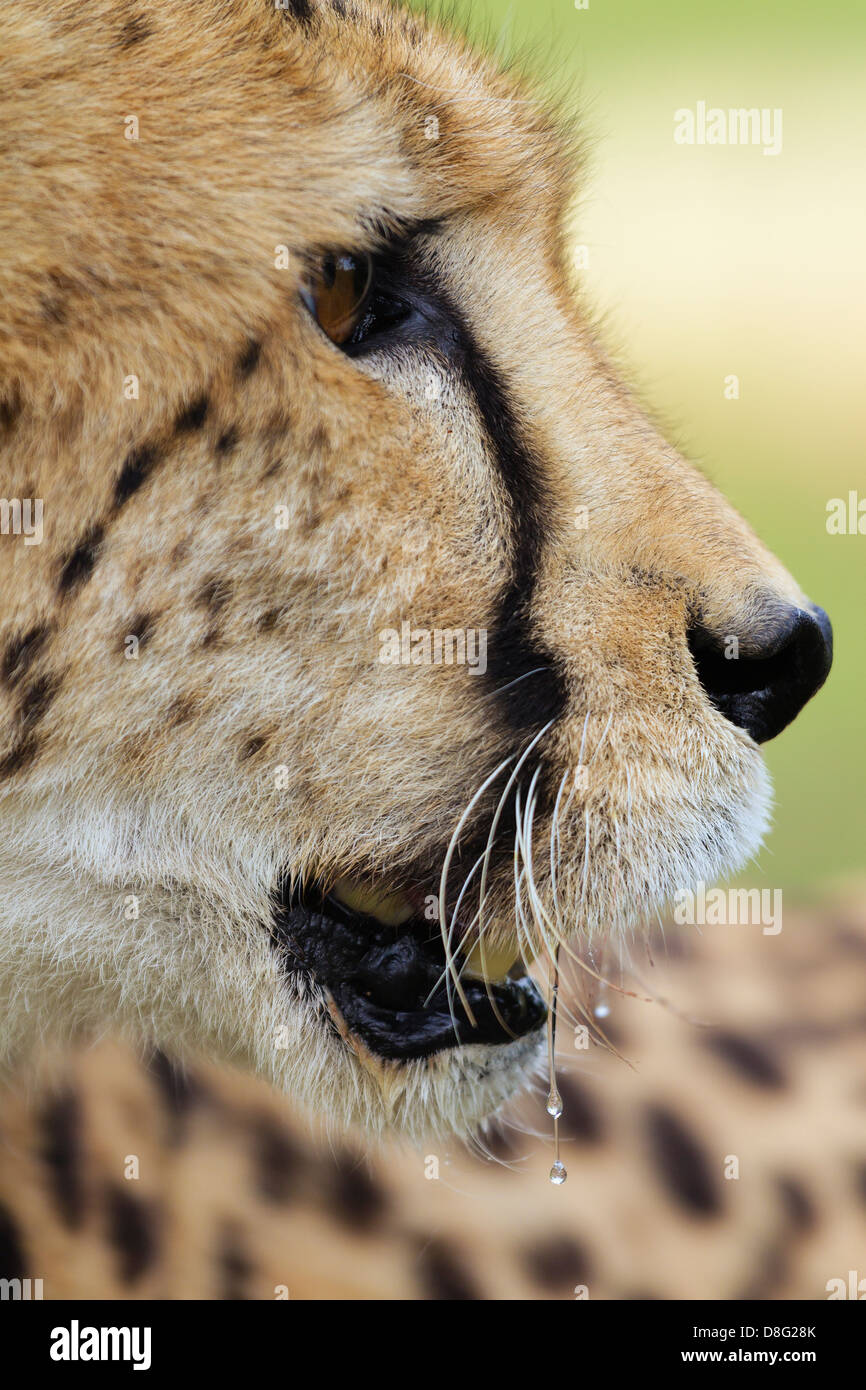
[546,944,567,1185]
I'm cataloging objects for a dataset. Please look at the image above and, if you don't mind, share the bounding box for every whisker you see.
[477,720,555,946]
[437,752,516,1025]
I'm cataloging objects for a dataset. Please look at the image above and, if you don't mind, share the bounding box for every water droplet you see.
[549,1159,567,1186]
[546,1091,562,1118]
[594,1002,610,1019]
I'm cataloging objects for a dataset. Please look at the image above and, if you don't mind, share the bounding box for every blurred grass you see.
[412,0,866,893]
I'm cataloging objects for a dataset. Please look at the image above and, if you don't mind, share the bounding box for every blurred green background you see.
[416,0,865,897]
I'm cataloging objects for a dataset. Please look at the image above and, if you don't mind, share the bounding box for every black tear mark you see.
[0,733,40,780]
[114,442,160,508]
[439,288,567,734]
[557,1073,604,1145]
[174,394,209,433]
[236,340,262,377]
[523,1233,592,1290]
[251,1114,303,1203]
[40,1089,85,1229]
[2,624,50,688]
[58,525,104,595]
[117,12,153,47]
[645,1104,721,1218]
[704,1029,786,1089]
[416,1237,481,1300]
[196,577,232,613]
[330,1150,387,1230]
[0,1202,27,1280]
[218,1223,252,1300]
[105,1184,159,1283]
[239,733,268,761]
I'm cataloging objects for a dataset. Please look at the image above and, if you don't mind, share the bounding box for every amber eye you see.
[304,251,373,345]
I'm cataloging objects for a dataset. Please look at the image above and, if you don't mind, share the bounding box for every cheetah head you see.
[0,0,831,1138]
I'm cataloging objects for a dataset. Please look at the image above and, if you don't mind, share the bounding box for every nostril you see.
[688,604,832,744]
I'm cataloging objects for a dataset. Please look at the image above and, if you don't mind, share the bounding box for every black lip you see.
[271,884,547,1062]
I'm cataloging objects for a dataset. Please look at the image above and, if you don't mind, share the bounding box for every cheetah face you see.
[0,0,831,1138]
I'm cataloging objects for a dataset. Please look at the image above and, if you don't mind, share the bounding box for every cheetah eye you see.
[303,251,373,345]
[301,250,415,351]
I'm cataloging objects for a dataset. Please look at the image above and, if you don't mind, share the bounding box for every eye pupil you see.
[308,250,373,345]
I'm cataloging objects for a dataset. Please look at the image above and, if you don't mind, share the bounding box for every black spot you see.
[239,733,268,760]
[40,1089,84,1228]
[279,0,314,26]
[148,1050,202,1141]
[218,1223,252,1300]
[114,443,160,507]
[645,1103,721,1217]
[2,625,49,688]
[557,1073,604,1145]
[216,427,238,456]
[196,577,232,613]
[330,1151,386,1230]
[0,388,22,435]
[331,0,347,15]
[736,1240,789,1300]
[58,525,104,594]
[40,290,67,324]
[165,693,198,727]
[174,394,209,433]
[0,1202,26,1280]
[105,1184,159,1283]
[256,606,283,633]
[250,1115,302,1203]
[416,1237,481,1300]
[0,733,40,780]
[523,1233,592,1290]
[776,1175,815,1234]
[236,340,262,377]
[704,1029,786,1089]
[117,12,153,47]
[123,612,155,651]
[18,672,60,729]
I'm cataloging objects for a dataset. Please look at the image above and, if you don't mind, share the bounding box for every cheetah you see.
[0,0,832,1157]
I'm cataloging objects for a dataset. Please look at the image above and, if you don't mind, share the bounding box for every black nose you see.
[688,603,832,743]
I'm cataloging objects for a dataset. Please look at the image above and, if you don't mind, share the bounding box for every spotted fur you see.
[0,900,863,1299]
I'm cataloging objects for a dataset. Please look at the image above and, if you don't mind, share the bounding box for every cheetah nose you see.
[688,600,832,743]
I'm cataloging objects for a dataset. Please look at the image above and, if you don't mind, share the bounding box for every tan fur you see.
[0,0,819,1137]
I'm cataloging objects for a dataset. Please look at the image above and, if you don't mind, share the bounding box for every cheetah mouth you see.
[271,878,547,1062]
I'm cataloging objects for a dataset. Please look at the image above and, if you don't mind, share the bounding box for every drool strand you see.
[547,943,566,1185]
